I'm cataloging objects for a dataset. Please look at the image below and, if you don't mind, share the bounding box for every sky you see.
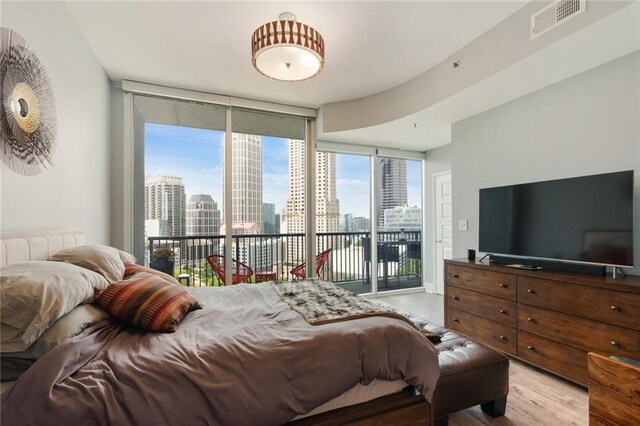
[144,123,422,218]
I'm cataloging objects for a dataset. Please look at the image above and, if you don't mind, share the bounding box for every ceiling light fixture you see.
[251,12,325,82]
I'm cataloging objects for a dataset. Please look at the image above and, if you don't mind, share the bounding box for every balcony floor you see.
[336,275,423,294]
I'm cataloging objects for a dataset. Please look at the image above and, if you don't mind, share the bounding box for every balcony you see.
[147,231,422,294]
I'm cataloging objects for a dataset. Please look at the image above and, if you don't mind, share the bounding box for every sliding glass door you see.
[133,95,226,286]
[314,146,424,295]
[229,109,306,282]
[316,152,372,293]
[376,156,423,292]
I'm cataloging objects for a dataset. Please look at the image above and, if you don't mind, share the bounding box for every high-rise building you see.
[145,175,186,237]
[274,213,281,234]
[316,150,341,234]
[282,139,305,235]
[282,139,340,235]
[376,158,407,229]
[263,202,276,234]
[352,217,371,232]
[383,206,421,231]
[340,213,354,232]
[221,133,263,233]
[186,194,220,236]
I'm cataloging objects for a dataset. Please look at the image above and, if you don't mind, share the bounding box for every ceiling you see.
[65,1,527,109]
[319,1,640,151]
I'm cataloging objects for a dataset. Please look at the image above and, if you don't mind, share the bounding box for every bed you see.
[0,230,439,425]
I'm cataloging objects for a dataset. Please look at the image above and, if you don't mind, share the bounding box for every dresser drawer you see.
[447,265,516,301]
[447,286,516,327]
[518,331,588,385]
[447,307,517,355]
[518,305,640,359]
[518,276,640,330]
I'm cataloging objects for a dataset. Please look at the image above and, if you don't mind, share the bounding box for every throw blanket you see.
[274,280,441,343]
[2,283,439,426]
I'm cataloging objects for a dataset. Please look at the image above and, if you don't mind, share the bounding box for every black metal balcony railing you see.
[147,231,422,293]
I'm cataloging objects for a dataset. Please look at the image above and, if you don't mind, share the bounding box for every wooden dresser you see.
[444,259,640,386]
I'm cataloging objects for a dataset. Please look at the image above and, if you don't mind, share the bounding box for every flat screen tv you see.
[479,171,634,268]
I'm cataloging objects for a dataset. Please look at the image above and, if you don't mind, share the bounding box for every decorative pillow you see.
[1,304,109,380]
[95,272,201,332]
[0,261,109,352]
[50,245,136,283]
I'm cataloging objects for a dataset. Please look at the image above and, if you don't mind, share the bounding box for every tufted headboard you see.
[0,229,85,267]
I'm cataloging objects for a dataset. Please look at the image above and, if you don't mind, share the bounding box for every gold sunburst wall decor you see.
[1,27,57,176]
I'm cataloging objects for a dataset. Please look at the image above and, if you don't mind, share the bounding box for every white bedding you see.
[294,379,408,419]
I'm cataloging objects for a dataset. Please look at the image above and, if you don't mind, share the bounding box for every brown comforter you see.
[1,283,439,425]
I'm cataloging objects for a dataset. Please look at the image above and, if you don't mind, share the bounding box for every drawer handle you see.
[453,318,459,323]
[452,274,460,278]
[611,341,618,347]
[527,289,535,294]
[527,317,534,322]
[527,345,535,351]
[452,296,459,300]
[611,305,620,311]
[499,309,506,314]
[499,283,507,288]
[499,335,506,340]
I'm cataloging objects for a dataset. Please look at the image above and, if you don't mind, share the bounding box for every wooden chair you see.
[290,249,332,280]
[206,255,253,285]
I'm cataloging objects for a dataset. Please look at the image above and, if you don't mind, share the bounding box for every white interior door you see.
[434,172,452,295]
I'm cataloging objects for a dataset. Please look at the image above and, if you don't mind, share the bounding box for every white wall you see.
[1,2,111,244]
[451,52,640,276]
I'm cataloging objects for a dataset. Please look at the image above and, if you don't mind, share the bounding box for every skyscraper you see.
[263,202,276,234]
[282,139,305,234]
[145,175,186,237]
[376,158,407,229]
[186,194,220,236]
[282,140,340,235]
[221,133,263,232]
[315,151,340,233]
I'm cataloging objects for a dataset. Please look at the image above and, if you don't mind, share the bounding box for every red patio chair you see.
[290,248,333,280]
[206,255,253,285]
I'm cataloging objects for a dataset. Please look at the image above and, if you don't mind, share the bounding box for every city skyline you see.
[144,123,422,220]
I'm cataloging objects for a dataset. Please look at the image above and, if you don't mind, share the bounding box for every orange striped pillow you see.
[95,273,201,332]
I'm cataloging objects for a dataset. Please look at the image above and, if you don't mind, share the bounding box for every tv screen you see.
[479,171,634,267]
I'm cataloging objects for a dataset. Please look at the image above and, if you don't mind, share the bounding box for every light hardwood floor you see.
[377,291,589,426]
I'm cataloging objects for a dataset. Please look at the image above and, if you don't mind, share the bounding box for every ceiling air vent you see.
[531,0,586,39]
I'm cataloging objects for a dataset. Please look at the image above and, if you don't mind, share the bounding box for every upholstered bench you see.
[387,305,509,425]
[426,321,509,425]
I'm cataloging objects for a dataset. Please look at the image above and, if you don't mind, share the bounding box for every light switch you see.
[458,220,468,231]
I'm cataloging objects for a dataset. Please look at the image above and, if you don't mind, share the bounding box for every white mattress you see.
[293,379,408,420]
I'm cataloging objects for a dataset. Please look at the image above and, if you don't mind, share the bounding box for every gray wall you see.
[1,2,112,244]
[451,51,640,275]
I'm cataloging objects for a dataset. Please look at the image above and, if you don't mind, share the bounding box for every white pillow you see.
[0,261,108,352]
[49,245,136,283]
[1,304,109,380]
